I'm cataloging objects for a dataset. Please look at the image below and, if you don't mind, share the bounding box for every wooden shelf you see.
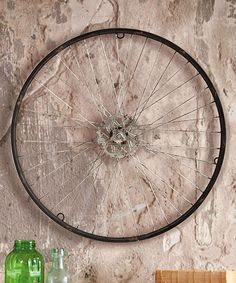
[156,270,236,283]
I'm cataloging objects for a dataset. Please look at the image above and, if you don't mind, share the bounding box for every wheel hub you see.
[97,115,139,159]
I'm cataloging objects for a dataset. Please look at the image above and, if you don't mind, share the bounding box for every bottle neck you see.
[52,255,64,270]
[14,240,36,251]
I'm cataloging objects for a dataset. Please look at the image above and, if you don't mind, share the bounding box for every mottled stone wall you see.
[0,0,235,282]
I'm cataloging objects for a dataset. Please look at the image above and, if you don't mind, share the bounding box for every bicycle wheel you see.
[11,28,226,242]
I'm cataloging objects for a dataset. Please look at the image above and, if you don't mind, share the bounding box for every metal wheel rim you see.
[11,28,226,242]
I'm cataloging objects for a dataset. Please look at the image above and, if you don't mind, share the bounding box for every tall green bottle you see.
[5,240,44,283]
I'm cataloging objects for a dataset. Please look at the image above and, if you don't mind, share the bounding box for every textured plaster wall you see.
[0,0,236,282]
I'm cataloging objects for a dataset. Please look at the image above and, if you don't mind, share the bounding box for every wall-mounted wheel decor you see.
[11,28,226,242]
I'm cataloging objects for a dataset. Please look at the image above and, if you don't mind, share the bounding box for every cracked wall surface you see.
[0,0,236,282]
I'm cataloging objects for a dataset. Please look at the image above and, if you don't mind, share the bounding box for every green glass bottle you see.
[5,240,44,283]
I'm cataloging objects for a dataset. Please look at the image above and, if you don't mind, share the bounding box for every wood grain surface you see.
[156,270,236,283]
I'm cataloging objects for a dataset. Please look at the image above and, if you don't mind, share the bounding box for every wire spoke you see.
[118,162,140,237]
[34,77,72,109]
[133,156,193,205]
[155,61,190,93]
[52,150,104,209]
[140,142,219,150]
[144,60,189,109]
[116,34,133,105]
[99,35,121,116]
[69,47,111,119]
[142,145,210,180]
[34,77,99,129]
[18,139,93,144]
[131,58,188,121]
[44,64,82,94]
[153,151,212,165]
[136,101,215,137]
[147,87,209,127]
[32,147,91,184]
[132,43,163,119]
[142,144,207,189]
[17,141,95,159]
[134,157,181,216]
[83,39,114,120]
[22,108,96,130]
[136,50,176,116]
[150,129,220,134]
[134,72,200,121]
[19,122,96,132]
[132,158,163,228]
[107,163,126,237]
[68,159,105,221]
[94,161,119,234]
[24,142,94,173]
[137,116,219,126]
[37,147,99,201]
[119,37,148,112]
[167,116,219,124]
